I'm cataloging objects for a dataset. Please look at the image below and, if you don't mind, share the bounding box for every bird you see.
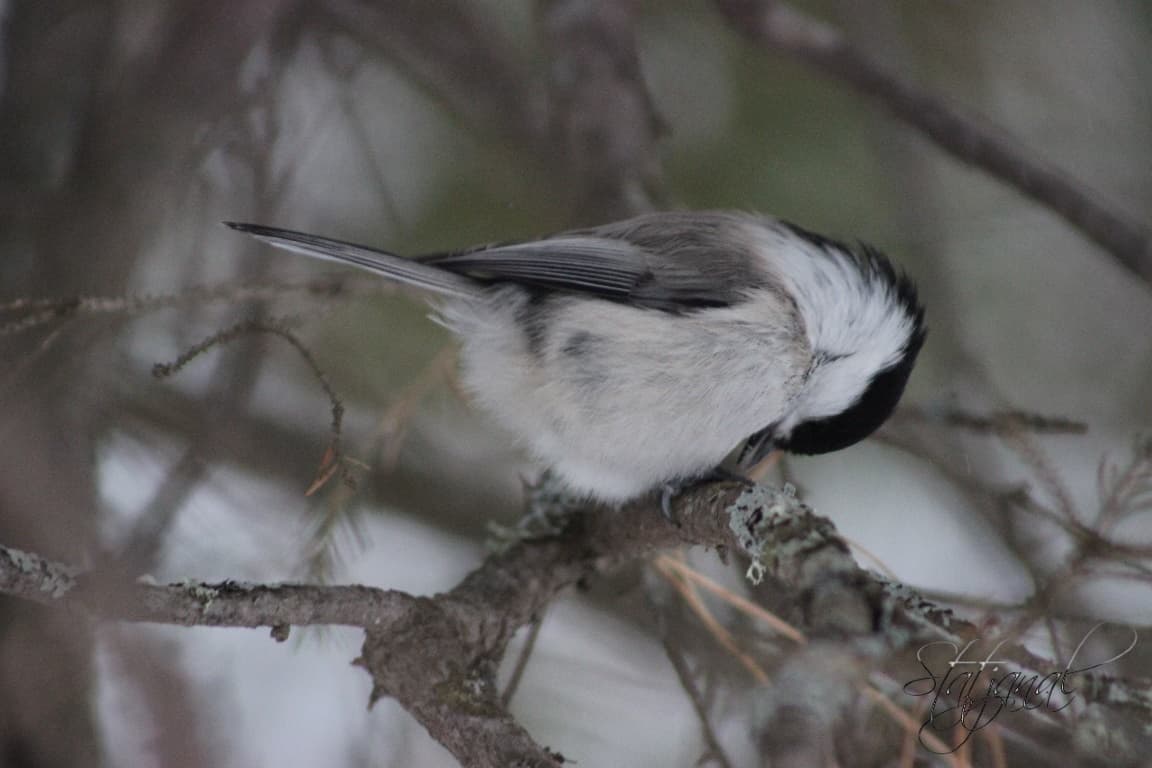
[226,211,925,507]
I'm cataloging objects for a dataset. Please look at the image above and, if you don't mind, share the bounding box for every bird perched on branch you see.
[227,211,925,510]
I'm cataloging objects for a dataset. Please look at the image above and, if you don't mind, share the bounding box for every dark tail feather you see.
[224,222,480,299]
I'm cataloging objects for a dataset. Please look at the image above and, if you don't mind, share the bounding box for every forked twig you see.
[153,317,347,492]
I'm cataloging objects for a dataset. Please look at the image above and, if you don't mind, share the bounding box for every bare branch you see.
[0,543,418,630]
[0,278,382,338]
[660,634,736,768]
[500,610,546,708]
[714,0,1152,288]
[892,405,1088,436]
[152,316,349,489]
[0,483,864,766]
[5,479,1150,766]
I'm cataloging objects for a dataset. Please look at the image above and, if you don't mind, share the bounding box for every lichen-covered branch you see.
[4,482,1149,766]
[0,544,419,630]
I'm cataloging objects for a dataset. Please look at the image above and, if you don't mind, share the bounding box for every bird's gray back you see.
[424,211,778,312]
[569,211,774,309]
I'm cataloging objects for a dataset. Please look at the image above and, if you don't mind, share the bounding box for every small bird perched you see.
[227,211,925,506]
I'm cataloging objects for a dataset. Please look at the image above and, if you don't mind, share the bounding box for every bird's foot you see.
[660,467,755,524]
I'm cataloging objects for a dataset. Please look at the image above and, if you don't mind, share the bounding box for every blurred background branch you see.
[714,0,1152,288]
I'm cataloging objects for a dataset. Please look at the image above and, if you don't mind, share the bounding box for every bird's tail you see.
[224,222,481,299]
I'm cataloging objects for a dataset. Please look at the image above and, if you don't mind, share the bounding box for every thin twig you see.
[1096,436,1152,531]
[658,557,965,764]
[0,321,71,394]
[0,279,374,337]
[862,686,962,765]
[501,610,546,708]
[654,557,771,683]
[655,555,806,644]
[660,635,736,768]
[897,698,926,768]
[999,424,1079,524]
[306,346,457,580]
[372,345,458,472]
[153,317,347,491]
[986,725,1009,768]
[894,406,1088,436]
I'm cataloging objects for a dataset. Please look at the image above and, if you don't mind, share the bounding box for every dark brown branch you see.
[0,483,848,767]
[714,0,1152,288]
[5,481,1150,766]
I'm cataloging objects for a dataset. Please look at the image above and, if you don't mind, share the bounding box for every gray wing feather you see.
[585,212,769,308]
[228,211,770,310]
[424,213,769,309]
[224,223,481,299]
[423,237,647,297]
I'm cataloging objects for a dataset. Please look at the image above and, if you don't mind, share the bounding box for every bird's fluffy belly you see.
[441,289,808,501]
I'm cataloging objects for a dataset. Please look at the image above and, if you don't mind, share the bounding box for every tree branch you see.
[5,480,1150,766]
[714,0,1152,288]
[0,544,418,630]
[0,483,853,766]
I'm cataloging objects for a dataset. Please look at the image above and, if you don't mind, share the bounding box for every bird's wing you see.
[424,230,764,310]
[420,237,649,298]
[224,223,482,299]
[229,212,767,311]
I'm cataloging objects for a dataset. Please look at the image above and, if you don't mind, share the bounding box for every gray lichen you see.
[3,545,78,599]
[877,577,955,635]
[487,470,583,553]
[185,581,220,612]
[725,483,805,584]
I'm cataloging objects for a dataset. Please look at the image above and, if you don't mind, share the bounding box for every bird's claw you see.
[660,468,755,525]
[660,484,679,525]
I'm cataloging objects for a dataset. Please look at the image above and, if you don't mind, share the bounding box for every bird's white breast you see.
[437,286,810,501]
